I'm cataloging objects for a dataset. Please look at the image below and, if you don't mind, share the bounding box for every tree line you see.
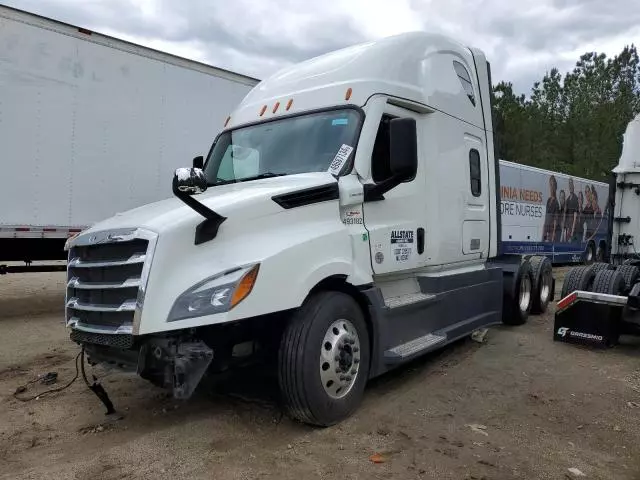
[492,45,640,182]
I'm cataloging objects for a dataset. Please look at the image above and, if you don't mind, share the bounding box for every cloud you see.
[3,0,639,95]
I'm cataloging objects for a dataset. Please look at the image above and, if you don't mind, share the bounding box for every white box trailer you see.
[0,5,258,272]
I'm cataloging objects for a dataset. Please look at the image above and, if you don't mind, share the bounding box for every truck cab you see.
[65,32,549,426]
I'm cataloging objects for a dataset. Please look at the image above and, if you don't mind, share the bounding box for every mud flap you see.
[554,291,626,348]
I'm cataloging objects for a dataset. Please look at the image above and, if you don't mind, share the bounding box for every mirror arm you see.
[193,155,204,169]
[172,181,227,245]
[363,174,405,202]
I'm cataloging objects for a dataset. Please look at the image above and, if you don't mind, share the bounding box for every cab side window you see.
[371,114,394,183]
[453,61,476,106]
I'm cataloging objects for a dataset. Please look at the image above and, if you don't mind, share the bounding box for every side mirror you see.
[389,118,417,179]
[173,167,207,196]
[193,155,204,169]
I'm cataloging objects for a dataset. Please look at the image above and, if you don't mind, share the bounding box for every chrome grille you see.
[65,228,157,338]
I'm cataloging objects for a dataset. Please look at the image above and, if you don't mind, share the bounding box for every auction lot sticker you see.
[391,230,413,262]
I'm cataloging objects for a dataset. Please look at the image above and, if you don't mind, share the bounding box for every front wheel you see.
[278,291,370,427]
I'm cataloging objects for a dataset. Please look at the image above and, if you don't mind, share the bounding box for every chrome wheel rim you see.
[320,319,361,399]
[519,275,532,313]
[586,248,593,262]
[539,271,552,305]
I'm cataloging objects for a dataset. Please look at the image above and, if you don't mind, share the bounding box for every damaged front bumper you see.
[73,330,213,399]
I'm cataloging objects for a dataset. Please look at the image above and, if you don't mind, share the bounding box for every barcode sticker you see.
[328,144,354,176]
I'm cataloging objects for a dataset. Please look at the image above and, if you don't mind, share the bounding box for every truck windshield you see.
[204,109,361,185]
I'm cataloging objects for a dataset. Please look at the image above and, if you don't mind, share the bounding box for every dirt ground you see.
[1,268,640,480]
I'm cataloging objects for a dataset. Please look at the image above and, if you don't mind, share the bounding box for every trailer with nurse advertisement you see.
[499,160,610,264]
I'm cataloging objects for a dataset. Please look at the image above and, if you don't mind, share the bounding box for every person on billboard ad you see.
[558,189,567,242]
[565,178,579,242]
[583,185,595,239]
[543,175,560,242]
[576,191,585,242]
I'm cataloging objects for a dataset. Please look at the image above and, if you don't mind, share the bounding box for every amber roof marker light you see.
[345,88,353,101]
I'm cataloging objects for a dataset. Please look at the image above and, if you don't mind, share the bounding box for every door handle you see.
[417,228,425,254]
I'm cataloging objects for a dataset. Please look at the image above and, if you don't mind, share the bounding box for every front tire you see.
[278,291,370,427]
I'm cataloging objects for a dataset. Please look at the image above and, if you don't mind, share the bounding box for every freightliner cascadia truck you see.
[64,32,555,426]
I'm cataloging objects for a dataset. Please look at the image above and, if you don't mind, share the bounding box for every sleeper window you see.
[469,149,481,196]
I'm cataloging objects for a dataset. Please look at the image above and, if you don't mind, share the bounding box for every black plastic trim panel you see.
[70,329,134,349]
[272,183,339,209]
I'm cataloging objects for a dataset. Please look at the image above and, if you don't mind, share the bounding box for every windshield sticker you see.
[328,144,354,176]
[332,118,349,126]
[391,230,414,262]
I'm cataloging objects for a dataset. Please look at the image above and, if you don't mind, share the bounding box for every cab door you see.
[362,104,427,275]
[461,133,489,258]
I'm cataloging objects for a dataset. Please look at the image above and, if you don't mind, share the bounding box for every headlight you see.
[168,264,260,322]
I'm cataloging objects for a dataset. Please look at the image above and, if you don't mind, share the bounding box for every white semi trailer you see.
[64,32,555,426]
[0,5,258,274]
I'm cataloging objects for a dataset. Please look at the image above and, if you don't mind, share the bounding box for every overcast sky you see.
[4,0,640,95]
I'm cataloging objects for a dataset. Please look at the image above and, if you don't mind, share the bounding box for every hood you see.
[85,171,338,234]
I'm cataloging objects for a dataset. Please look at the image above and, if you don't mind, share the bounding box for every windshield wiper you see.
[237,172,287,182]
[208,178,236,186]
[209,172,287,187]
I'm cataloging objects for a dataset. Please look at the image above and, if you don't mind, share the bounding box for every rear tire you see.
[591,270,624,347]
[584,242,596,265]
[278,291,370,427]
[502,260,533,326]
[615,265,639,294]
[587,262,613,277]
[591,269,625,295]
[529,256,553,314]
[560,266,596,298]
[596,242,606,263]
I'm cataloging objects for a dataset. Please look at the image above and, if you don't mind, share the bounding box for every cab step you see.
[384,292,436,309]
[384,333,446,364]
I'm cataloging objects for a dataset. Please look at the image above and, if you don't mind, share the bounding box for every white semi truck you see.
[0,5,258,274]
[555,113,640,348]
[65,32,555,426]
